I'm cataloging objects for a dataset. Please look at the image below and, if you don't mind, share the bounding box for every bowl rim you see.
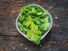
[16,4,53,41]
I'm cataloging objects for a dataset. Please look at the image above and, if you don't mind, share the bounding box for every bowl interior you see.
[16,4,53,41]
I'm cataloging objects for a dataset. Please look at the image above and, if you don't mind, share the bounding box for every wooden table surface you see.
[0,0,68,51]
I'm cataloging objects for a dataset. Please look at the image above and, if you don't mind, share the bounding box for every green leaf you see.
[26,30,41,44]
[19,14,25,22]
[40,18,45,23]
[23,20,30,27]
[44,23,50,30]
[34,19,41,25]
[30,22,38,32]
[23,16,32,27]
[31,8,37,13]
[19,26,27,32]
[37,12,43,15]
[45,16,49,22]
[38,24,44,30]
[35,6,43,12]
[41,11,48,17]
[18,22,22,28]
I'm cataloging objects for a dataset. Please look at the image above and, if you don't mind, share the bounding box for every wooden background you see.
[0,0,68,51]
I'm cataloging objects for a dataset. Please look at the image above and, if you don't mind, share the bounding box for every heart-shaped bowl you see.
[16,4,53,44]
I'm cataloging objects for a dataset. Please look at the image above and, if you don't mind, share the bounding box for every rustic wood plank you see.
[0,0,25,36]
[0,36,68,51]
[0,0,68,51]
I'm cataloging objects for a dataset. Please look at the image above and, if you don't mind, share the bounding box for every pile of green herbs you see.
[18,5,50,45]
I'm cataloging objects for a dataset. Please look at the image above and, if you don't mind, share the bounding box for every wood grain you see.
[0,0,68,51]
